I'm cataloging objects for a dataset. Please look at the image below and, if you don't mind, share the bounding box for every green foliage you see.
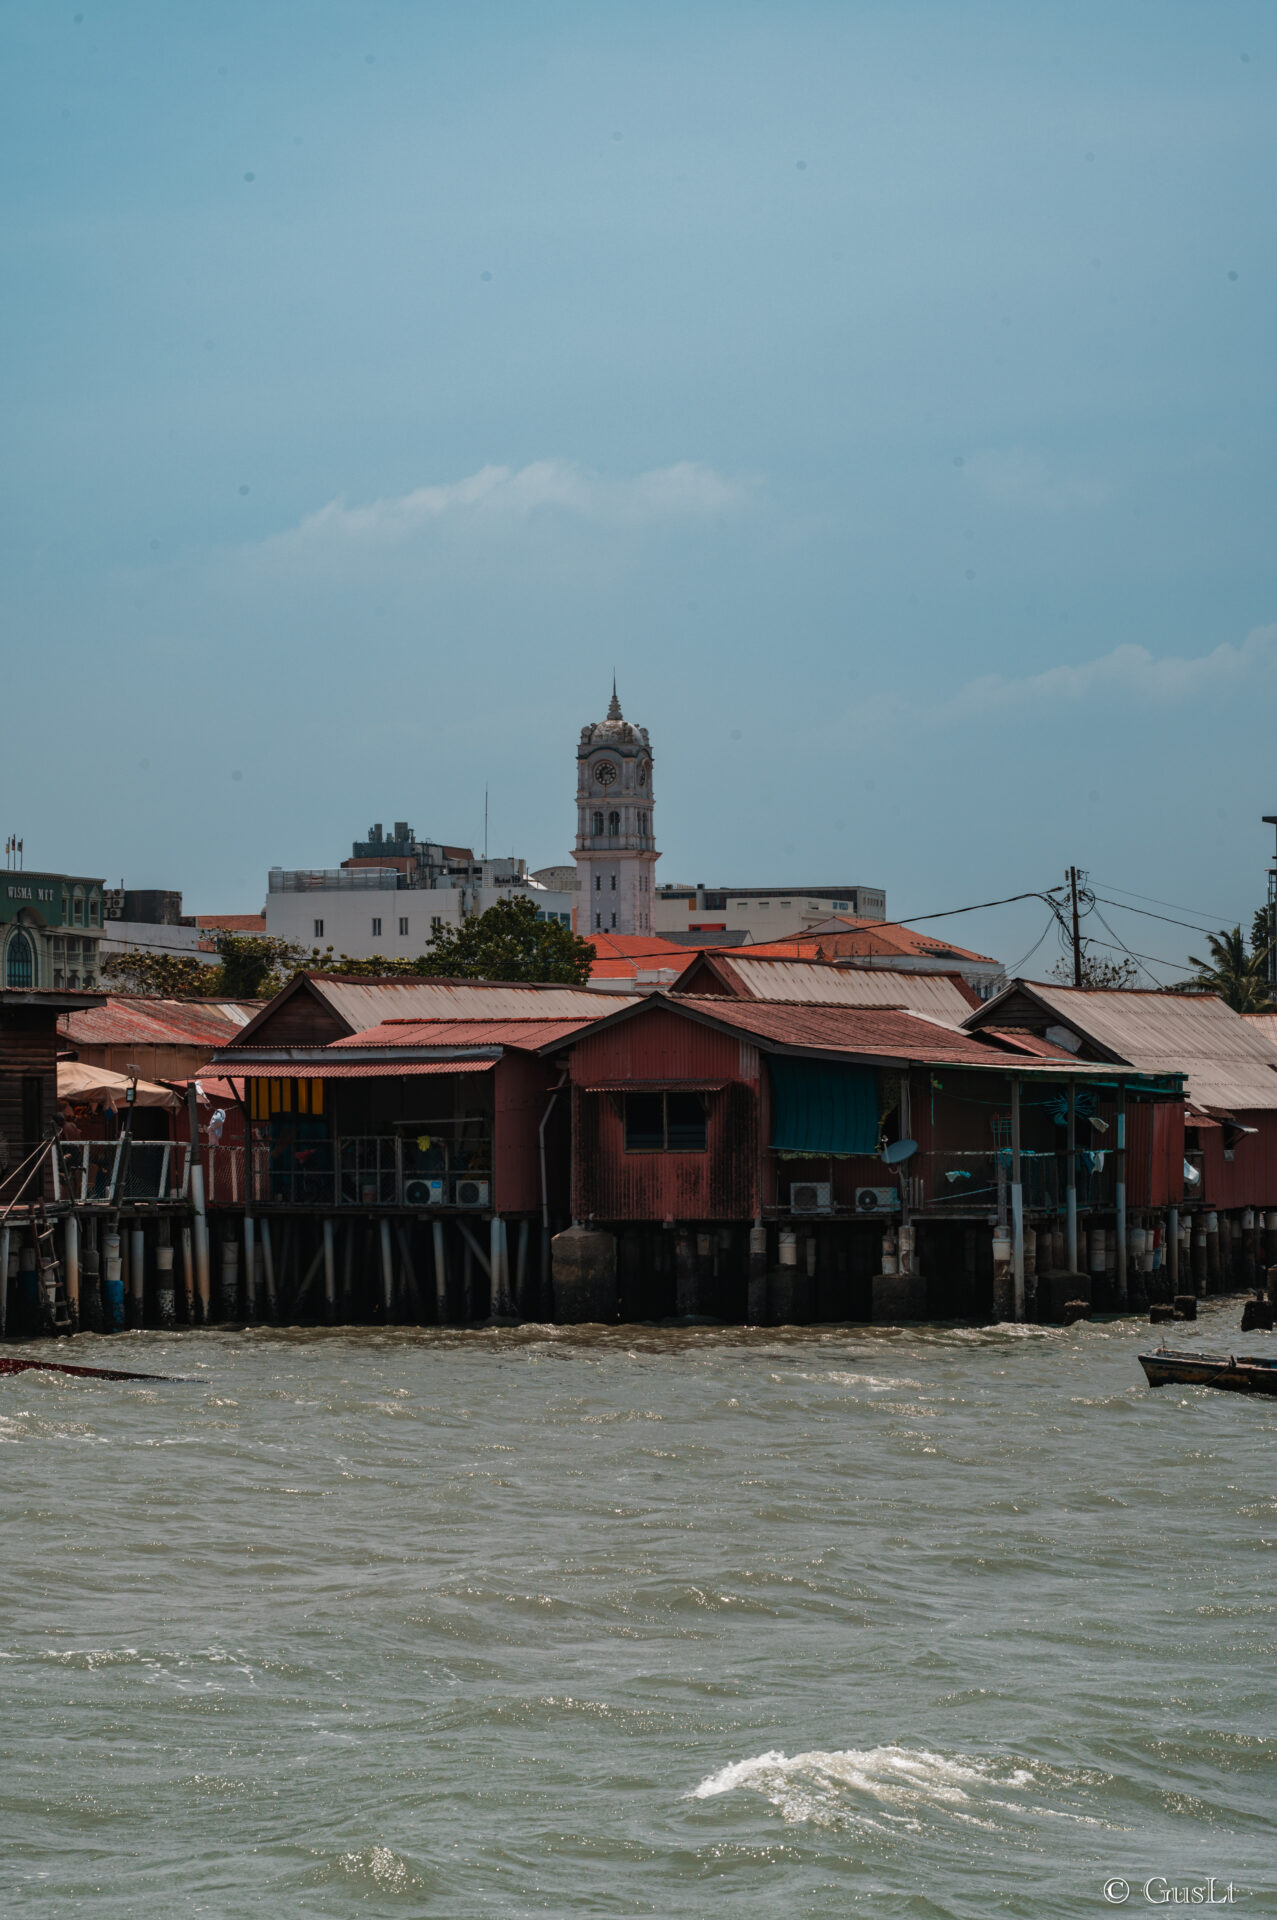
[422,895,595,983]
[1186,924,1274,1013]
[1251,905,1273,962]
[212,931,310,999]
[98,950,214,998]
[1049,948,1140,989]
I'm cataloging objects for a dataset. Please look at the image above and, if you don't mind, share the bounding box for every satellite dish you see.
[882,1138,918,1165]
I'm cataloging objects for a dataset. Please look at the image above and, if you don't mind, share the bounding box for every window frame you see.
[622,1089,709,1153]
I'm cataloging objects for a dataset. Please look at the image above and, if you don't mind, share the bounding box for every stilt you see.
[187,1085,210,1323]
[219,1233,240,1320]
[432,1218,447,1324]
[103,1229,124,1332]
[747,1221,767,1325]
[80,1217,102,1333]
[155,1216,176,1329]
[322,1218,336,1322]
[1010,1079,1025,1321]
[489,1215,502,1318]
[1066,1082,1078,1276]
[462,1236,473,1320]
[380,1217,395,1319]
[180,1222,194,1322]
[0,1223,10,1336]
[515,1219,529,1314]
[675,1230,697,1317]
[63,1213,80,1332]
[395,1223,421,1318]
[1167,1204,1179,1295]
[1114,1085,1128,1309]
[260,1218,276,1319]
[1206,1210,1221,1291]
[342,1217,354,1313]
[243,1214,257,1321]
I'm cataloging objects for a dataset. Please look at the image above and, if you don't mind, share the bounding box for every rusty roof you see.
[739,918,1001,965]
[334,1017,598,1052]
[969,982,1277,1110]
[217,1058,495,1079]
[675,955,979,1022]
[59,995,257,1047]
[578,993,1154,1077]
[230,974,641,1044]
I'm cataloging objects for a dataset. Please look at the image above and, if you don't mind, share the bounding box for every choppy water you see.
[1,1299,1273,1918]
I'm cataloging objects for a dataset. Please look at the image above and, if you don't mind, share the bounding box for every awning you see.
[220,1058,495,1079]
[1185,1109,1223,1130]
[767,1056,879,1155]
[58,1061,180,1109]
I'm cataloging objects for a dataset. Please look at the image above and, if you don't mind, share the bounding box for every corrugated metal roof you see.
[680,957,977,1023]
[224,1058,495,1079]
[663,997,1129,1073]
[1244,1013,1277,1051]
[335,1017,596,1051]
[309,978,640,1028]
[59,996,257,1047]
[739,918,1000,965]
[972,983,1277,1110]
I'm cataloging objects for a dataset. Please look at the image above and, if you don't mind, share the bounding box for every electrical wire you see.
[1092,896,1220,936]
[1003,914,1057,976]
[1090,879,1239,924]
[889,888,1066,924]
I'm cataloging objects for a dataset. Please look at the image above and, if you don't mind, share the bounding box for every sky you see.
[3,0,1275,981]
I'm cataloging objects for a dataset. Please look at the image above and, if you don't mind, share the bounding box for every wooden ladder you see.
[32,1199,72,1335]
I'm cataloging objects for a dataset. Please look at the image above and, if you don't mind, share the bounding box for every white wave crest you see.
[689,1745,1034,1829]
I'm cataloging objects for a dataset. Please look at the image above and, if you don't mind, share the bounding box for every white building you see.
[573,686,659,935]
[653,884,887,944]
[264,860,574,962]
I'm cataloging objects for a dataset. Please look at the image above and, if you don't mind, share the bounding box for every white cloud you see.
[263,459,757,555]
[961,448,1111,511]
[854,623,1277,733]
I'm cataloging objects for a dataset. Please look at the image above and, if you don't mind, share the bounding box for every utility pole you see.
[1068,867,1083,988]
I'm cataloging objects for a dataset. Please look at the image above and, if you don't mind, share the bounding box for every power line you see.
[1090,879,1238,924]
[1092,896,1218,937]
[894,887,1066,925]
[1004,913,1057,976]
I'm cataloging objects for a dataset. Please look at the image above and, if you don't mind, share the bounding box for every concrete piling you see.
[322,1219,337,1323]
[80,1218,103,1333]
[551,1225,617,1322]
[381,1217,396,1320]
[63,1213,80,1332]
[747,1223,767,1325]
[675,1231,698,1318]
[155,1217,176,1329]
[102,1230,124,1332]
[219,1234,240,1320]
[1206,1211,1221,1291]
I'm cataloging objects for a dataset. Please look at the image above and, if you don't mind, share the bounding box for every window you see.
[88,893,100,925]
[610,911,616,927]
[431,916,443,933]
[371,917,382,937]
[313,918,324,938]
[624,1090,708,1152]
[610,874,617,890]
[595,912,601,928]
[6,929,34,987]
[399,917,409,936]
[592,811,604,835]
[607,809,620,835]
[72,891,84,926]
[595,874,602,891]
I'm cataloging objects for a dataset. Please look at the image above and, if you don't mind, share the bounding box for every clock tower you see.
[573,683,659,935]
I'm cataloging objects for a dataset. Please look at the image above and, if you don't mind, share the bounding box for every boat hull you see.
[1139,1350,1277,1396]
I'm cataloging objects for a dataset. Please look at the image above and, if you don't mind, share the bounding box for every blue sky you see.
[3,1,1275,978]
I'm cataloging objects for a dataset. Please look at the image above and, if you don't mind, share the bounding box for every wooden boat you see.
[1139,1347,1277,1396]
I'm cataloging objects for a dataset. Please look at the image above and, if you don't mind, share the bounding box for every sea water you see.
[0,1298,1272,1917]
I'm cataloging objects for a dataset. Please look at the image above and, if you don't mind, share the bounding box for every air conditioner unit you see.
[454,1177,490,1209]
[404,1178,445,1207]
[856,1186,901,1213]
[790,1181,832,1214]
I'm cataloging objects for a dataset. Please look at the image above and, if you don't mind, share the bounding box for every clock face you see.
[594,759,618,786]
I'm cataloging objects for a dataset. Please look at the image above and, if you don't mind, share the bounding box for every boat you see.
[1139,1347,1277,1396]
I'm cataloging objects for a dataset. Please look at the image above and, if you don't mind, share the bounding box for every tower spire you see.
[607,674,622,722]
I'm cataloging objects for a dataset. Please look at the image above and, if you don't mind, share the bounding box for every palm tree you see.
[1186,925,1274,1013]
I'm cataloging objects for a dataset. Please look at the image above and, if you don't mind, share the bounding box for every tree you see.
[213,931,309,999]
[421,895,596,983]
[1186,925,1274,1013]
[99,950,215,997]
[1048,948,1140,989]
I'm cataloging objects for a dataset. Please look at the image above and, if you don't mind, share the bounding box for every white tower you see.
[573,683,659,935]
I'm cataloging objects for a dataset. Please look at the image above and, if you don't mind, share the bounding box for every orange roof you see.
[585,930,691,984]
[195,913,267,932]
[739,917,999,966]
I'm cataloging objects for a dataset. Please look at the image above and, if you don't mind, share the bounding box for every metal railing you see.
[254,1136,492,1208]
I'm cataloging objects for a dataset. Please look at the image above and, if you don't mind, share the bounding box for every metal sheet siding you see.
[493,1051,556,1214]
[1194,1110,1277,1208]
[570,1008,759,1221]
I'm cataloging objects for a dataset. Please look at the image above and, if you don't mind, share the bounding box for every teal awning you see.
[767,1056,879,1155]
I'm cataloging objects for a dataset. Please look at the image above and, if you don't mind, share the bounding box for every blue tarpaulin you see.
[767,1057,879,1155]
